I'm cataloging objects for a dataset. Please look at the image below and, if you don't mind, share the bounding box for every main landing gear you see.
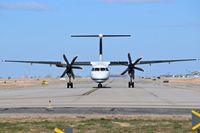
[128,81,134,88]
[67,82,73,88]
[128,77,135,88]
[67,76,73,88]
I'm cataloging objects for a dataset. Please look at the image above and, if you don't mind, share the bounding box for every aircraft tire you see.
[71,83,73,88]
[128,82,131,88]
[67,83,69,88]
[132,82,134,88]
[98,83,102,88]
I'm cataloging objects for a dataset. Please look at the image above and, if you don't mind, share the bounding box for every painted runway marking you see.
[81,88,100,96]
[81,79,115,96]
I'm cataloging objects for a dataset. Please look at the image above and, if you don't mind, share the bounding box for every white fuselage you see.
[90,62,110,83]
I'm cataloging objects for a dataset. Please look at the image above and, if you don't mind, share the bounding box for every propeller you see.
[121,53,144,77]
[60,54,82,79]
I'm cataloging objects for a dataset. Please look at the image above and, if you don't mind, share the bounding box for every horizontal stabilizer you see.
[71,34,131,61]
[71,34,131,38]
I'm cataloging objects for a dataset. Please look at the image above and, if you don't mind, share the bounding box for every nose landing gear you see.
[98,83,103,88]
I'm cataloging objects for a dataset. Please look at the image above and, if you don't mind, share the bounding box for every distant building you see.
[192,71,200,75]
[191,71,200,78]
[160,74,173,78]
[185,71,200,78]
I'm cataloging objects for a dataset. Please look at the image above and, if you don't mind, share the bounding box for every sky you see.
[0,0,199,78]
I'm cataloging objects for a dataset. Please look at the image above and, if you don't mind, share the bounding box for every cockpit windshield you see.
[95,68,100,71]
[92,68,108,71]
[100,68,105,71]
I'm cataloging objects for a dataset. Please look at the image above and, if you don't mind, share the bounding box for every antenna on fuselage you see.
[71,34,131,61]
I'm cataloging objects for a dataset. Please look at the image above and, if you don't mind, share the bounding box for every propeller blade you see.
[121,68,129,75]
[128,53,132,64]
[134,66,144,72]
[71,70,75,79]
[72,66,82,69]
[122,53,144,78]
[133,58,142,66]
[71,56,78,65]
[60,69,67,78]
[63,54,69,65]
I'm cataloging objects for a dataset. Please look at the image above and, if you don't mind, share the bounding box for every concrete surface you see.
[0,78,199,114]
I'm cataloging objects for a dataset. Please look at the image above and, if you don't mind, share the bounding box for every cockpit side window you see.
[95,68,100,71]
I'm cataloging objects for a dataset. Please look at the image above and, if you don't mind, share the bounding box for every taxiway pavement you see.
[0,78,199,114]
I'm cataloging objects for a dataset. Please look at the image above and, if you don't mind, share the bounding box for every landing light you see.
[60,78,66,80]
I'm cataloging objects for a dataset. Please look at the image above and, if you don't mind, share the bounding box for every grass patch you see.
[0,117,193,133]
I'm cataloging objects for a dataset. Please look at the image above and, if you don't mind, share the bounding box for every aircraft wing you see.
[4,60,91,66]
[5,59,196,66]
[73,62,91,66]
[110,59,196,66]
[110,61,128,66]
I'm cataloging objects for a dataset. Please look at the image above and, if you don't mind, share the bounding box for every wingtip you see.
[192,59,198,61]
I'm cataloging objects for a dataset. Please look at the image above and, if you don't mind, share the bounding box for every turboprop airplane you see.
[5,34,196,88]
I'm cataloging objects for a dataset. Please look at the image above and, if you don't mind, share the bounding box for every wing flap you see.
[139,59,196,65]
